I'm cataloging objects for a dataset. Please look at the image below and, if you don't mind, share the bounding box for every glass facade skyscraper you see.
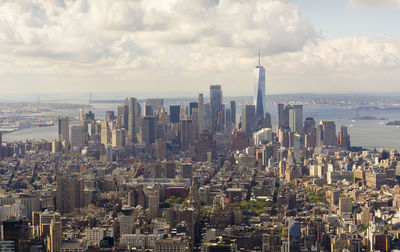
[210,85,222,132]
[254,64,266,121]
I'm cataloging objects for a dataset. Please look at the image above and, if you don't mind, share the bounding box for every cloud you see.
[349,0,400,7]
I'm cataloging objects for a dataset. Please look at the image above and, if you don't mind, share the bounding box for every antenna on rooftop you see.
[258,48,261,67]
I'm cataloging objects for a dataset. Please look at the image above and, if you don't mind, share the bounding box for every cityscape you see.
[2,1,400,252]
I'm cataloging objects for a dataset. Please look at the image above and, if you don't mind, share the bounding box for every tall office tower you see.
[182,163,193,182]
[118,214,135,236]
[293,133,305,165]
[1,219,29,252]
[189,102,198,116]
[288,105,303,133]
[254,56,266,122]
[128,97,137,143]
[148,190,159,219]
[155,139,166,161]
[204,103,211,130]
[70,125,84,149]
[225,108,232,132]
[303,117,316,134]
[57,117,69,142]
[288,220,301,252]
[210,85,222,132]
[180,119,195,151]
[101,120,112,146]
[230,101,236,129]
[105,111,115,122]
[191,108,199,133]
[241,105,256,135]
[179,104,187,120]
[218,104,225,131]
[142,116,156,144]
[169,105,181,123]
[164,161,176,178]
[56,175,84,214]
[153,162,162,178]
[112,128,126,147]
[196,131,217,162]
[261,112,272,129]
[49,219,62,252]
[317,120,337,147]
[277,103,285,129]
[198,94,205,131]
[144,102,153,116]
[284,105,291,129]
[79,108,85,123]
[338,126,350,149]
[117,100,129,130]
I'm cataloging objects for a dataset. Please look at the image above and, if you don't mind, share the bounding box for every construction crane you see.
[133,160,145,178]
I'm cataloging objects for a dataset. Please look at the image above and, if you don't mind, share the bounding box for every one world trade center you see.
[254,53,266,122]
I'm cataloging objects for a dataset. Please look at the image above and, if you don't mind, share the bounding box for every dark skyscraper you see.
[169,105,181,123]
[128,97,137,143]
[142,116,156,144]
[254,56,266,122]
[210,85,222,132]
[230,101,236,129]
[241,105,256,135]
[189,102,198,116]
[277,103,285,130]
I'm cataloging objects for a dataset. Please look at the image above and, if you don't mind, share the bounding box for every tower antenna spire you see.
[258,48,261,67]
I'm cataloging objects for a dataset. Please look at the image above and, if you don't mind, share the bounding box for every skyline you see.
[0,0,400,95]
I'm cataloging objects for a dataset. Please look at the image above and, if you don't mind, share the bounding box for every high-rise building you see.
[254,59,266,122]
[225,108,232,132]
[338,126,350,149]
[180,119,195,151]
[169,105,181,123]
[210,85,222,132]
[56,175,84,214]
[101,120,111,146]
[144,102,153,117]
[70,125,84,150]
[288,220,301,252]
[79,108,85,123]
[148,190,159,219]
[303,117,316,134]
[128,97,137,143]
[196,131,216,162]
[164,161,176,178]
[182,163,193,182]
[112,128,126,147]
[289,105,303,133]
[277,103,285,130]
[105,111,115,122]
[117,100,129,130]
[189,102,198,116]
[230,101,236,129]
[317,121,337,147]
[145,98,164,113]
[241,105,256,135]
[57,117,69,142]
[155,140,166,161]
[142,116,156,144]
[49,219,62,252]
[198,94,204,131]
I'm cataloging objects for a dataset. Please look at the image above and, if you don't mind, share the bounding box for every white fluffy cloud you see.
[0,0,400,94]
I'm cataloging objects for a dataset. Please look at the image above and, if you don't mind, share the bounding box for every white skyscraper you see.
[254,53,266,121]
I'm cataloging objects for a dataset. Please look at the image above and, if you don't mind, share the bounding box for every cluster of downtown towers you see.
[58,61,348,151]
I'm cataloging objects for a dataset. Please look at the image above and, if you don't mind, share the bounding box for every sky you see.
[0,0,400,97]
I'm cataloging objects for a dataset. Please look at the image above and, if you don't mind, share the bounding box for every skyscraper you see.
[317,121,337,147]
[101,120,111,146]
[254,55,266,122]
[169,105,181,123]
[180,119,195,151]
[56,175,84,214]
[70,125,84,150]
[198,94,204,131]
[338,125,350,149]
[210,85,222,132]
[128,97,137,143]
[241,105,256,135]
[277,103,285,130]
[57,117,69,142]
[142,116,156,144]
[189,102,198,116]
[289,105,303,133]
[230,101,236,129]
